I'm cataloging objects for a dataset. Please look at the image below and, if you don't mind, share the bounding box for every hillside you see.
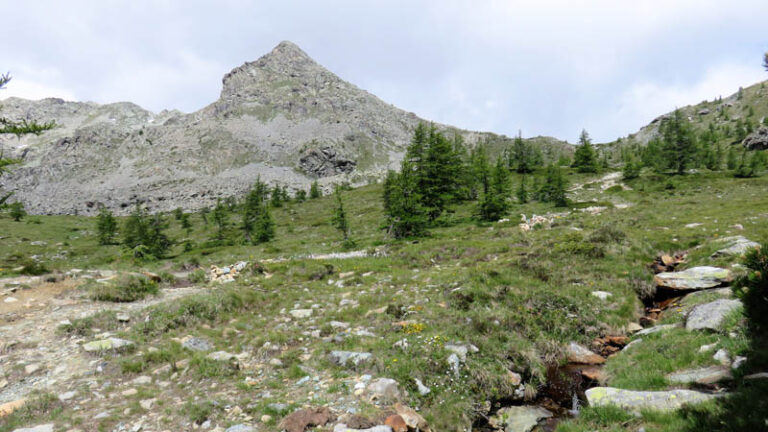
[614,79,768,147]
[0,41,570,216]
[0,167,766,432]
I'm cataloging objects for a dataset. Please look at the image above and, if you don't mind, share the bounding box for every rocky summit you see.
[0,41,566,215]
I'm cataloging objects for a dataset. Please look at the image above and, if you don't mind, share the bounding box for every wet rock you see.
[685,299,742,331]
[329,351,372,367]
[181,336,214,352]
[654,266,732,290]
[489,405,553,432]
[586,387,720,413]
[83,337,134,353]
[667,365,733,384]
[711,236,760,258]
[366,378,401,403]
[566,342,605,365]
[279,407,335,432]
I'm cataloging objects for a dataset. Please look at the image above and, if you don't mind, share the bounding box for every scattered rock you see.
[329,351,372,367]
[384,415,407,432]
[132,375,152,385]
[732,356,747,370]
[366,378,401,403]
[207,351,238,362]
[667,365,733,384]
[181,336,214,352]
[279,407,335,432]
[261,414,273,423]
[654,266,732,290]
[685,299,742,331]
[58,391,77,401]
[290,309,313,319]
[83,337,134,353]
[4,296,18,303]
[447,353,461,376]
[116,313,130,322]
[394,403,431,432]
[626,322,643,334]
[489,406,553,432]
[10,425,54,432]
[0,399,26,417]
[591,291,612,300]
[333,425,392,432]
[711,236,760,258]
[586,387,720,413]
[713,349,731,366]
[414,378,431,395]
[225,425,256,432]
[566,342,605,365]
[635,324,679,336]
[699,343,717,353]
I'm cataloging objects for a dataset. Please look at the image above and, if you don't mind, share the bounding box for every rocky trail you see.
[0,272,205,408]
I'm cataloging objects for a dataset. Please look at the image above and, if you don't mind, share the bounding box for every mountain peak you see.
[220,40,325,99]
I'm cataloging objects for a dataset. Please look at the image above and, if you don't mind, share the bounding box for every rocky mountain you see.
[0,41,569,215]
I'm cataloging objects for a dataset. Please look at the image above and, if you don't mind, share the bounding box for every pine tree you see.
[571,129,598,173]
[451,134,473,201]
[421,126,456,221]
[180,213,192,233]
[538,164,568,207]
[331,188,353,247]
[511,133,535,173]
[478,157,511,221]
[145,214,172,259]
[8,201,25,221]
[254,206,275,243]
[173,207,184,220]
[661,109,698,174]
[243,179,270,243]
[622,156,641,180]
[385,160,427,238]
[470,145,491,200]
[309,181,321,199]
[270,186,283,208]
[212,199,228,240]
[96,207,118,245]
[122,205,171,259]
[726,146,739,170]
[200,207,210,225]
[295,190,307,202]
[516,175,529,204]
[382,170,398,214]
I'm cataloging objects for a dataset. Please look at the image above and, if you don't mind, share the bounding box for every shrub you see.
[19,259,49,275]
[553,232,605,258]
[189,269,207,284]
[90,276,159,302]
[588,225,626,244]
[733,243,767,343]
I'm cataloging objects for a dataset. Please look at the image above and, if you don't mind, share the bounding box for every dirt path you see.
[0,284,206,405]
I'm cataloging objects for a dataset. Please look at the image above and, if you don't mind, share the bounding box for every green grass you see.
[2,168,768,430]
[89,275,159,302]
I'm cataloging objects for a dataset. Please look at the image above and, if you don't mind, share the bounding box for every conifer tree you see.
[451,134,473,201]
[726,146,739,170]
[571,129,598,173]
[212,199,228,240]
[242,178,273,243]
[295,190,307,202]
[254,206,275,243]
[622,156,641,180]
[331,188,353,247]
[122,206,171,259]
[537,164,568,207]
[661,109,698,174]
[516,175,529,204]
[384,160,427,238]
[8,201,25,221]
[470,145,491,200]
[309,181,321,199]
[97,207,118,245]
[511,133,536,173]
[382,170,398,214]
[180,213,192,234]
[421,126,456,220]
[478,157,511,221]
[270,186,283,208]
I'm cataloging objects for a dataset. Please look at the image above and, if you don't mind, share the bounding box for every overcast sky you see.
[1,1,767,142]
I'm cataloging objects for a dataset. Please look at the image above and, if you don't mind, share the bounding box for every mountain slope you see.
[0,41,570,215]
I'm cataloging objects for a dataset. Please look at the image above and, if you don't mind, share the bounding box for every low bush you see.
[90,275,159,302]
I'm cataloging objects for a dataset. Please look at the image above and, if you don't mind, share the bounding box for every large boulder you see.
[586,387,719,413]
[565,342,605,365]
[743,127,768,151]
[686,299,742,331]
[654,266,732,290]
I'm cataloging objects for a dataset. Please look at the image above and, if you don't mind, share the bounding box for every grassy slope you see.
[1,168,767,431]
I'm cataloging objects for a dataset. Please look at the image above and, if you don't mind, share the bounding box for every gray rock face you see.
[686,299,742,331]
[711,236,760,258]
[654,266,733,290]
[0,40,571,215]
[489,406,553,432]
[743,127,768,150]
[181,336,213,352]
[667,365,733,384]
[586,387,719,413]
